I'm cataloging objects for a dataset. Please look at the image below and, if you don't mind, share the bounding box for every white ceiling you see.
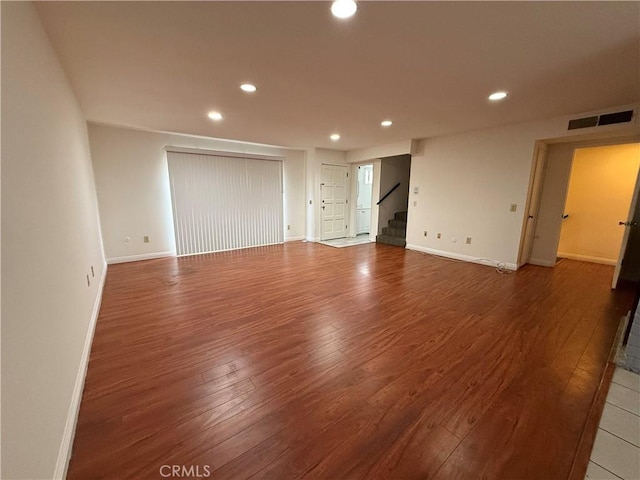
[36,1,640,151]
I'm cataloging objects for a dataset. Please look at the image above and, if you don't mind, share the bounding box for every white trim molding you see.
[528,257,557,267]
[285,236,306,242]
[164,145,285,162]
[406,244,518,271]
[54,262,107,479]
[107,251,174,264]
[557,252,617,266]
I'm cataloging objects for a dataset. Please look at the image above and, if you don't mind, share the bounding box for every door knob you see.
[619,221,638,226]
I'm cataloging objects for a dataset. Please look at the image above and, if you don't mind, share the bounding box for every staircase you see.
[376,211,407,247]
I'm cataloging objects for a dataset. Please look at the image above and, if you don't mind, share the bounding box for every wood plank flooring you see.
[67,242,635,479]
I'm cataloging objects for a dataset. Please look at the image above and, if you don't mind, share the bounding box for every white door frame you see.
[518,142,549,267]
[348,161,381,241]
[349,164,380,242]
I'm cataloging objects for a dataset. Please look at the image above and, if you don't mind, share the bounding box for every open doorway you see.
[524,139,640,289]
[355,164,374,237]
[557,144,640,269]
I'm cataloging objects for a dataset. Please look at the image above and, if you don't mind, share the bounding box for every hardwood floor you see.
[68,242,635,479]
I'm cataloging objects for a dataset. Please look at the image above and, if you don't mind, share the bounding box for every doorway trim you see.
[518,142,548,267]
[348,162,377,242]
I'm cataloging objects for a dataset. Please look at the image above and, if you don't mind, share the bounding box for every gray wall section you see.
[620,196,640,282]
[625,307,640,373]
[377,155,411,235]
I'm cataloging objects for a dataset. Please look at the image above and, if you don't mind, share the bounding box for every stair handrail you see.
[377,182,401,206]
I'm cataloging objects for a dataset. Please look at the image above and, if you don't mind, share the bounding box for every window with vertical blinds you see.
[166,150,284,256]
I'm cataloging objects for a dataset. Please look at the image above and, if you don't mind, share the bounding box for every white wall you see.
[405,104,640,269]
[407,122,553,266]
[89,124,306,262]
[1,3,106,478]
[346,139,413,163]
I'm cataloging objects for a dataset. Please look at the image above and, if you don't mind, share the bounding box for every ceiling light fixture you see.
[240,83,257,93]
[488,91,508,101]
[331,0,357,19]
[330,133,341,141]
[381,120,393,127]
[207,111,223,121]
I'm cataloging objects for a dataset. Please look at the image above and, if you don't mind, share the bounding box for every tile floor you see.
[319,234,372,248]
[585,367,640,480]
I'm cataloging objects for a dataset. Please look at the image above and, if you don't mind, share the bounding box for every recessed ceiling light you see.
[381,120,393,127]
[331,0,357,19]
[207,111,223,121]
[488,91,508,101]
[330,133,341,141]
[240,83,257,93]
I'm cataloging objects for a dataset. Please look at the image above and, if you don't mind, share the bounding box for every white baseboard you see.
[557,252,617,266]
[54,262,107,479]
[285,236,306,242]
[528,257,557,267]
[406,244,518,271]
[305,236,319,242]
[107,251,174,264]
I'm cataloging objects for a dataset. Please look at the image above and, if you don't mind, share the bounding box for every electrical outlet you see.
[466,237,472,244]
[144,235,150,243]
[437,233,441,239]
[412,200,418,207]
[413,186,420,195]
[124,236,131,243]
[510,203,517,213]
[423,230,428,237]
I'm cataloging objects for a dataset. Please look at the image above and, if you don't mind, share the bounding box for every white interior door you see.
[519,144,548,266]
[612,166,640,288]
[321,164,348,240]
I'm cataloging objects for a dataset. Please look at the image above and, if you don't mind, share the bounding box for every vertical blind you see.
[166,150,284,256]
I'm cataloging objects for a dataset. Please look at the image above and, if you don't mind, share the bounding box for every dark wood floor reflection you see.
[68,242,635,479]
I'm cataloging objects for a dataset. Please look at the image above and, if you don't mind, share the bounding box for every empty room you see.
[3,1,640,479]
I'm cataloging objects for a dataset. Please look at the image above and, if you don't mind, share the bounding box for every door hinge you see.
[346,199,348,203]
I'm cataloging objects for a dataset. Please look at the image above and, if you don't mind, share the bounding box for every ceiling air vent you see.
[567,110,634,130]
[598,110,634,126]
[568,116,598,130]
